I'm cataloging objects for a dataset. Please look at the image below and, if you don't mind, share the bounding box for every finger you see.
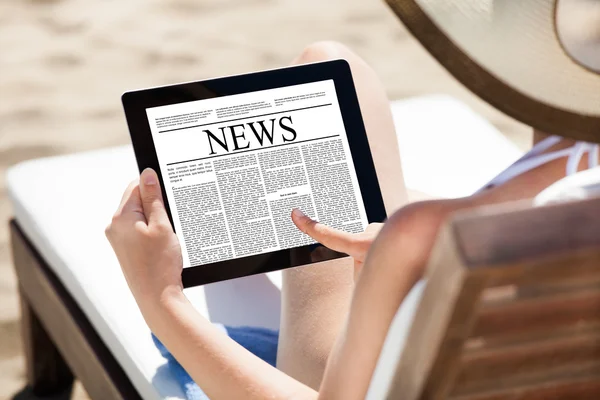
[116,180,140,215]
[139,168,170,228]
[108,184,145,241]
[291,208,358,256]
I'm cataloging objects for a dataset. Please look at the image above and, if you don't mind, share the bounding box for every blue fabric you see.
[152,326,279,400]
[225,326,279,368]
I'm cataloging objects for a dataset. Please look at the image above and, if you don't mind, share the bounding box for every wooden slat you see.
[454,197,600,269]
[478,248,600,289]
[472,288,600,339]
[10,220,142,400]
[455,331,600,394]
[451,371,600,400]
[464,324,600,352]
[514,254,600,295]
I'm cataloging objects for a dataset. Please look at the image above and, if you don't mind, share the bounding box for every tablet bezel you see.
[122,60,386,287]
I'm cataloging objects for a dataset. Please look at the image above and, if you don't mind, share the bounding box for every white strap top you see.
[479,135,600,192]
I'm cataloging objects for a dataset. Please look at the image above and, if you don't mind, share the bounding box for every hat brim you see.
[386,0,600,143]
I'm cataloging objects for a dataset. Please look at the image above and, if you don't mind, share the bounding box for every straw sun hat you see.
[386,0,600,143]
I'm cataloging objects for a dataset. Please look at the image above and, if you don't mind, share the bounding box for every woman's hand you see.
[291,209,382,280]
[105,168,184,317]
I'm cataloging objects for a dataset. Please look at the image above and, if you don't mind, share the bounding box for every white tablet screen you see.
[145,79,368,268]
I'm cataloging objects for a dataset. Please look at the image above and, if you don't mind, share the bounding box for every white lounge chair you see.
[9,95,546,399]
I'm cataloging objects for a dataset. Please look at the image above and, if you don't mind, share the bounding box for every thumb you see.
[139,168,170,228]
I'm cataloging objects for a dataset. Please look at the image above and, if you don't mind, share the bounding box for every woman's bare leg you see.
[291,42,408,214]
[276,41,407,389]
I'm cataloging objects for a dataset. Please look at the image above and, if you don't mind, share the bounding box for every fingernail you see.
[142,168,157,186]
[292,208,305,218]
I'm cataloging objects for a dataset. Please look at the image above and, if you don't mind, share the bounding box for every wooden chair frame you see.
[10,195,600,399]
[10,220,142,400]
[388,196,600,400]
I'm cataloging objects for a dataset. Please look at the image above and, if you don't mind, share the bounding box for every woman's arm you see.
[106,168,316,400]
[147,292,316,400]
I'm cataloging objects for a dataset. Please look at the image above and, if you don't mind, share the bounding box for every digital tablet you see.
[122,60,386,287]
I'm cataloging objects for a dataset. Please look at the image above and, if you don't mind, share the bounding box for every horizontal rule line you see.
[166,134,341,166]
[158,103,333,133]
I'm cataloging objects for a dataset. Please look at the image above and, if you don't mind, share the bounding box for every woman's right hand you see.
[291,208,383,280]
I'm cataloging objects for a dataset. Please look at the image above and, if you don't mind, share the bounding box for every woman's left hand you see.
[291,209,383,280]
[105,168,184,318]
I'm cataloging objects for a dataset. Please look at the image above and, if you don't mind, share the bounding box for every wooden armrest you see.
[387,196,600,400]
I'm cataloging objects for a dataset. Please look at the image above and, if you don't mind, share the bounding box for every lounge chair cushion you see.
[6,95,521,399]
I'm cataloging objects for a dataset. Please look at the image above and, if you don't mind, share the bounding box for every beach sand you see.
[0,0,530,398]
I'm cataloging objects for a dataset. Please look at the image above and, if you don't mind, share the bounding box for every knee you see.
[294,41,353,65]
[369,200,452,277]
[385,201,447,234]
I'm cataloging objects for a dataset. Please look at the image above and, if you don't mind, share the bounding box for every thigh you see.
[277,41,407,389]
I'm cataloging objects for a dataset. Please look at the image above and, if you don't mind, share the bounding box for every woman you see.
[106,1,600,397]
